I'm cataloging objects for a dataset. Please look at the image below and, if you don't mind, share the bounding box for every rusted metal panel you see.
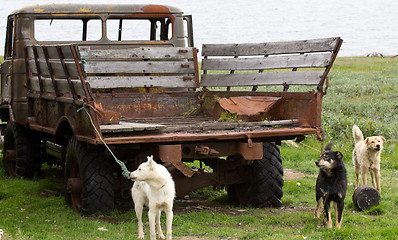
[159,144,182,163]
[216,96,281,121]
[235,142,263,160]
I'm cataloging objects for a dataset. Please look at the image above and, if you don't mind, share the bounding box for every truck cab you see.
[1,4,194,123]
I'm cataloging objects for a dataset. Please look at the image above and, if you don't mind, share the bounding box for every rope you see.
[80,53,88,68]
[77,104,131,179]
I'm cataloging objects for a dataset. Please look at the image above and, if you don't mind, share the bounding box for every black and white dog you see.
[315,143,347,229]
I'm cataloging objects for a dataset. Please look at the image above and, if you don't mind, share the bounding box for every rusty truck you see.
[0,4,342,214]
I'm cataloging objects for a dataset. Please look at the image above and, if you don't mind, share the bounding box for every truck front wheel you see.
[228,142,284,207]
[2,122,41,179]
[64,138,114,215]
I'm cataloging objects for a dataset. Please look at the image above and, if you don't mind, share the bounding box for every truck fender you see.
[55,116,77,138]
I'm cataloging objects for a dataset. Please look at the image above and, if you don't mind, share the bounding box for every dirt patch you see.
[284,169,309,181]
[174,197,248,216]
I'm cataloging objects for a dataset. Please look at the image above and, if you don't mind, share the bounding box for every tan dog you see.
[352,125,385,192]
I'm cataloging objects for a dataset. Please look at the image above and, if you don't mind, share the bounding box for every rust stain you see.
[34,8,45,13]
[217,96,281,116]
[141,5,171,13]
[79,8,91,13]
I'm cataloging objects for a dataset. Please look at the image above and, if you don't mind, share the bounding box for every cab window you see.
[34,18,102,41]
[106,18,172,41]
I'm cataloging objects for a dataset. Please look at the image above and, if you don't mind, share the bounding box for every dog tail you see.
[352,125,364,144]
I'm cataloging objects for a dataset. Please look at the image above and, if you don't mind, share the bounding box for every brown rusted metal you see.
[234,142,263,160]
[318,38,343,92]
[159,144,182,163]
[66,178,82,194]
[70,44,93,102]
[216,96,281,121]
[171,162,195,178]
[195,145,220,156]
[192,47,200,88]
[98,127,317,145]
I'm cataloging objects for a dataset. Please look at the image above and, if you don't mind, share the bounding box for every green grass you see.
[1,56,398,239]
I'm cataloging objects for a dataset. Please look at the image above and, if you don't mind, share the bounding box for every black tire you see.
[228,142,284,207]
[64,138,114,215]
[2,122,42,179]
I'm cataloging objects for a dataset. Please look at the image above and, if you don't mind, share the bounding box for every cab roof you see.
[11,4,183,15]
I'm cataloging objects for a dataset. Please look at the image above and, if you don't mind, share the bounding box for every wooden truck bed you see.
[24,37,342,145]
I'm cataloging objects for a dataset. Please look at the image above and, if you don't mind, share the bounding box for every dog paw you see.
[158,233,166,239]
[138,233,144,239]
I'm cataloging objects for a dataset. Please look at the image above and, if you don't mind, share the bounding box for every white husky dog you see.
[130,155,175,240]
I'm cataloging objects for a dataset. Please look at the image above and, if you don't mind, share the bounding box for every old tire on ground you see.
[65,138,114,215]
[228,142,284,207]
[2,122,42,179]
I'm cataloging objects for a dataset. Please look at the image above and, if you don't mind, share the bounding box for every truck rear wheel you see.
[228,142,284,207]
[64,138,114,215]
[2,122,41,179]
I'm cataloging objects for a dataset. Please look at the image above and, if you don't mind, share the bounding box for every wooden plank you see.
[87,76,197,88]
[84,61,195,74]
[201,53,333,71]
[100,121,166,133]
[200,71,324,87]
[202,37,341,56]
[79,46,195,60]
[27,60,81,79]
[29,77,86,96]
[26,45,77,60]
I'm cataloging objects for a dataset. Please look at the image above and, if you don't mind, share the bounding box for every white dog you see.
[352,125,385,192]
[130,155,175,240]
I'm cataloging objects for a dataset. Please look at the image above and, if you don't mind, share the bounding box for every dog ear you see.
[336,151,343,160]
[364,137,369,144]
[380,136,386,142]
[147,155,155,168]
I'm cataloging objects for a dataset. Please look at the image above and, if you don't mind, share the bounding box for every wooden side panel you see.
[200,37,342,88]
[202,37,341,56]
[201,53,333,71]
[80,46,199,89]
[200,71,324,87]
[27,60,81,79]
[79,46,195,59]
[29,77,86,96]
[87,76,196,88]
[85,61,195,74]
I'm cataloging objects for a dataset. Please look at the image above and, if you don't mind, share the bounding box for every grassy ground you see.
[1,56,398,239]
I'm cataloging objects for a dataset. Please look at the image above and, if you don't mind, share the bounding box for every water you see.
[1,0,397,56]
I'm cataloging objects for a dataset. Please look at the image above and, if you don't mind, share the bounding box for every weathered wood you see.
[200,71,323,87]
[27,60,81,79]
[79,46,195,60]
[26,45,77,60]
[100,121,166,133]
[201,53,333,71]
[202,37,341,56]
[84,61,195,74]
[87,76,196,88]
[29,77,86,97]
[352,185,381,211]
[120,116,299,133]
